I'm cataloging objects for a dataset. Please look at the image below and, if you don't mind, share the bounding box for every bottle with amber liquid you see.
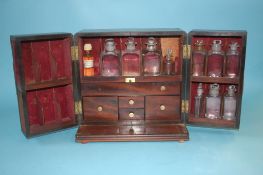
[226,42,240,78]
[100,39,121,76]
[163,48,174,75]
[192,40,206,76]
[83,43,94,76]
[223,85,237,120]
[142,37,161,76]
[205,83,221,119]
[207,40,224,77]
[122,37,141,76]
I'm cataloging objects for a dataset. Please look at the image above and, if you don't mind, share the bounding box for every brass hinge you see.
[183,44,191,59]
[71,46,79,61]
[181,100,189,113]
[74,101,82,115]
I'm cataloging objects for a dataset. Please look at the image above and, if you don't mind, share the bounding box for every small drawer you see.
[145,96,181,121]
[83,97,118,121]
[119,109,144,120]
[119,96,144,108]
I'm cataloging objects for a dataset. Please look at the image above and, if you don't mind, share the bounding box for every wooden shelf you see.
[188,117,236,129]
[81,75,182,83]
[26,78,72,91]
[190,76,239,84]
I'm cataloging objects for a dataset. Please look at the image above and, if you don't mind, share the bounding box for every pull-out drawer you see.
[119,108,145,120]
[81,82,181,96]
[145,96,181,121]
[119,96,144,108]
[83,97,118,122]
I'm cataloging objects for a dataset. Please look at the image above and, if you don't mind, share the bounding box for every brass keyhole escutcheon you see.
[160,86,166,91]
[129,99,134,105]
[97,106,103,112]
[129,112,135,118]
[160,105,166,111]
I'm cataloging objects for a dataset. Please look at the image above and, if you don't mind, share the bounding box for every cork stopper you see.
[105,38,116,52]
[227,85,236,96]
[229,42,239,51]
[197,83,203,96]
[126,37,136,51]
[84,43,92,51]
[209,83,220,97]
[195,40,205,51]
[211,40,222,52]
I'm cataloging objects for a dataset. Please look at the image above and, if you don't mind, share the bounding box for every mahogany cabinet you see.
[10,29,247,143]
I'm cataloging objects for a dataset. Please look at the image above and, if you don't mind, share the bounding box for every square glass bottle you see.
[207,40,224,77]
[205,83,221,119]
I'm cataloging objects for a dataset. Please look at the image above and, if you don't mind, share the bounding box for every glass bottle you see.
[121,37,141,76]
[205,83,221,119]
[194,83,204,118]
[100,39,121,76]
[223,85,237,120]
[83,43,94,76]
[226,42,240,78]
[207,40,224,77]
[163,48,174,75]
[142,37,161,76]
[192,40,206,76]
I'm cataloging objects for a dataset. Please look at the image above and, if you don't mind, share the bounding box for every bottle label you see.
[84,59,94,68]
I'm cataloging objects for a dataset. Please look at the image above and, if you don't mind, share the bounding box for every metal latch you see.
[74,101,82,115]
[181,100,189,113]
[183,44,191,59]
[125,77,136,83]
[71,46,79,61]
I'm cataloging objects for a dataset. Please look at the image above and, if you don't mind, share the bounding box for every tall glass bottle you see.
[205,83,221,119]
[207,40,224,77]
[223,85,237,120]
[192,40,206,76]
[121,37,141,76]
[143,37,161,76]
[163,48,174,75]
[194,83,204,118]
[226,42,240,78]
[100,39,121,76]
[83,43,94,76]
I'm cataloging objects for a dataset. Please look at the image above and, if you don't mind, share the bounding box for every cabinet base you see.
[76,123,189,143]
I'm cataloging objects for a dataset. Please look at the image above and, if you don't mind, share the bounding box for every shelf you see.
[190,76,239,84]
[81,75,182,83]
[188,117,236,129]
[26,78,72,91]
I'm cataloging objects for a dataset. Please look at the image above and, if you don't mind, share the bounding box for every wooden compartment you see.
[118,96,144,109]
[119,108,145,120]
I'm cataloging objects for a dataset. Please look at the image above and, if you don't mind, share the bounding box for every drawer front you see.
[81,82,181,96]
[145,96,181,121]
[119,96,144,108]
[83,97,118,121]
[119,108,144,120]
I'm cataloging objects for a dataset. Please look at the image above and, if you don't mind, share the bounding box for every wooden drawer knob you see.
[160,86,166,91]
[129,112,135,118]
[160,105,166,111]
[97,106,103,112]
[129,99,135,105]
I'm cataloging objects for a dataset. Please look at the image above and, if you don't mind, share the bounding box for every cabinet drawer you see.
[81,82,181,96]
[119,96,144,108]
[83,97,118,121]
[145,96,181,121]
[119,109,144,120]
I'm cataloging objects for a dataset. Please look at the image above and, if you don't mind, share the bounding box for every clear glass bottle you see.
[223,85,237,120]
[121,37,141,76]
[205,83,221,119]
[192,40,206,76]
[226,42,240,78]
[194,83,204,118]
[207,40,224,77]
[100,39,121,76]
[83,43,94,76]
[142,37,161,76]
[163,48,174,75]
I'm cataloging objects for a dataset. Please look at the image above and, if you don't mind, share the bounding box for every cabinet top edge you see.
[10,33,72,42]
[189,29,247,37]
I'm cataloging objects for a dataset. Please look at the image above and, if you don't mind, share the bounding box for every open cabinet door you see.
[185,30,247,129]
[11,33,80,138]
